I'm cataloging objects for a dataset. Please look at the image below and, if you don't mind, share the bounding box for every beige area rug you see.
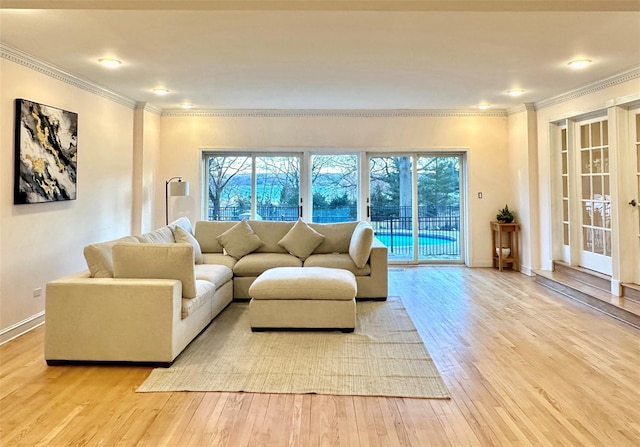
[137,297,450,399]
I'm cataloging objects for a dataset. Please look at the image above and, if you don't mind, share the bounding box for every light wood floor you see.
[1,267,639,446]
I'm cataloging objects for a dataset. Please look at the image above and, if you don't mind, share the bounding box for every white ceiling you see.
[1,1,639,111]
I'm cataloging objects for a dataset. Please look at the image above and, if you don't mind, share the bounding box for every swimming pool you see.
[376,232,456,247]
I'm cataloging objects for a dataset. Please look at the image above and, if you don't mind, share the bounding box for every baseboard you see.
[0,311,45,346]
[519,266,534,276]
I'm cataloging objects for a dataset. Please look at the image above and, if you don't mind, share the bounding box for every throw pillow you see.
[349,221,374,268]
[173,226,203,264]
[215,220,263,259]
[278,218,325,260]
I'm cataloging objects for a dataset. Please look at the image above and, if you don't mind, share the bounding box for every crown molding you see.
[1,43,136,109]
[134,101,163,115]
[535,66,640,110]
[161,108,508,118]
[2,1,639,12]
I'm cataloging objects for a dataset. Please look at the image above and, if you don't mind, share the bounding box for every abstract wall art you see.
[14,99,78,204]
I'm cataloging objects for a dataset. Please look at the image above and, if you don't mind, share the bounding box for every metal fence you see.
[370,206,461,259]
[207,204,461,260]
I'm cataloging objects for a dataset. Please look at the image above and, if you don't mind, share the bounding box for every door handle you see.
[629,199,637,207]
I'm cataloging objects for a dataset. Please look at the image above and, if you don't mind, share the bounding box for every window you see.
[205,153,300,221]
[311,154,358,223]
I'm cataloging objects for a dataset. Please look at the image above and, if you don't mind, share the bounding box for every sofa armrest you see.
[358,237,389,298]
[369,238,388,273]
[45,276,182,363]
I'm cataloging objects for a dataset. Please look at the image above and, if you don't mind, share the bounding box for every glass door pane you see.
[561,127,570,248]
[255,155,300,221]
[206,155,252,221]
[311,154,358,223]
[369,156,414,261]
[578,119,612,274]
[416,156,462,261]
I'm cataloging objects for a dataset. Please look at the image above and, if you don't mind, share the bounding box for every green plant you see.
[496,204,515,223]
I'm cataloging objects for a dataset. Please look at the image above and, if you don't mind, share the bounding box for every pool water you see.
[376,233,456,247]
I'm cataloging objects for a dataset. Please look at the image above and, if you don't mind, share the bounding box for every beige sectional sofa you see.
[194,219,388,300]
[44,217,388,366]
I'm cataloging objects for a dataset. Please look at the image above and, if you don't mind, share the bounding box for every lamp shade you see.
[169,180,189,197]
[165,177,190,224]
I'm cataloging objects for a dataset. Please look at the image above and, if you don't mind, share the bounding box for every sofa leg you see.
[46,360,67,366]
[154,362,173,368]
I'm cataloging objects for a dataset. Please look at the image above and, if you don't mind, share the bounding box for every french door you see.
[368,153,464,264]
[632,108,640,285]
[577,118,612,274]
[554,108,640,285]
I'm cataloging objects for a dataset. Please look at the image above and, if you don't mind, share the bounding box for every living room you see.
[1,1,639,445]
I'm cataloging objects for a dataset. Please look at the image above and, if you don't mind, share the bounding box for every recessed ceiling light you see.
[568,59,592,69]
[180,103,193,109]
[477,104,490,110]
[507,89,525,97]
[152,88,170,96]
[98,58,121,68]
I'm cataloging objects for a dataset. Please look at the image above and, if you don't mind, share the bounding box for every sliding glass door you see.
[369,154,463,263]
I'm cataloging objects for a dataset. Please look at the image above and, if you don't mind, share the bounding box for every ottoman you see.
[248,267,357,332]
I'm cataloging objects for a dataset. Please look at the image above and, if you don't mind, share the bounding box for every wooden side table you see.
[491,221,520,271]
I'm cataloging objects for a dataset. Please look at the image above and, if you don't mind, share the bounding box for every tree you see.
[208,156,251,220]
[369,157,412,228]
[417,157,460,210]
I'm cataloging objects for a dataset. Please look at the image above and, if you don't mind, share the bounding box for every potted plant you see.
[496,204,516,223]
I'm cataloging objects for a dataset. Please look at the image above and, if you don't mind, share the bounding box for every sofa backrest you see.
[135,226,175,244]
[194,221,236,253]
[83,236,140,278]
[249,220,294,254]
[194,220,362,256]
[309,221,359,254]
[168,216,193,234]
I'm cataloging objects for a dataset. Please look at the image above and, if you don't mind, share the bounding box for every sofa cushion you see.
[201,253,237,269]
[309,221,359,254]
[349,221,374,268]
[135,226,175,244]
[278,218,325,260]
[112,243,197,298]
[194,264,233,287]
[216,220,264,259]
[304,253,371,276]
[233,253,302,277]
[173,226,203,264]
[194,220,236,253]
[182,280,216,318]
[249,267,357,300]
[249,220,293,254]
[83,236,140,278]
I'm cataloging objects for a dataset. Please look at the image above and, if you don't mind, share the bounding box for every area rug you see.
[137,297,450,399]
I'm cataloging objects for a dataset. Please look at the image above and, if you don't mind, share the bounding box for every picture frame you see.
[14,98,78,204]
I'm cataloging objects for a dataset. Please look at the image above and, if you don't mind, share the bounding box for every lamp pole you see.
[165,176,182,225]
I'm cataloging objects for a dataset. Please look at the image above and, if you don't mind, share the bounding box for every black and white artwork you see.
[14,99,78,204]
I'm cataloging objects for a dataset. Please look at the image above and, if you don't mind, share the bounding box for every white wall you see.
[132,105,161,235]
[158,112,512,267]
[508,106,540,274]
[0,59,135,341]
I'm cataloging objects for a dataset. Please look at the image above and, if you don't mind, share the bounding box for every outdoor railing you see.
[207,204,461,260]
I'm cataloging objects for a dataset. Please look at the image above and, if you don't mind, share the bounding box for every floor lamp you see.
[165,176,190,224]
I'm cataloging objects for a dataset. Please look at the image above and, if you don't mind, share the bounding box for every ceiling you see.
[1,1,639,111]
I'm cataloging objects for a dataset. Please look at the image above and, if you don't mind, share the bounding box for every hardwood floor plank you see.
[2,266,639,446]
